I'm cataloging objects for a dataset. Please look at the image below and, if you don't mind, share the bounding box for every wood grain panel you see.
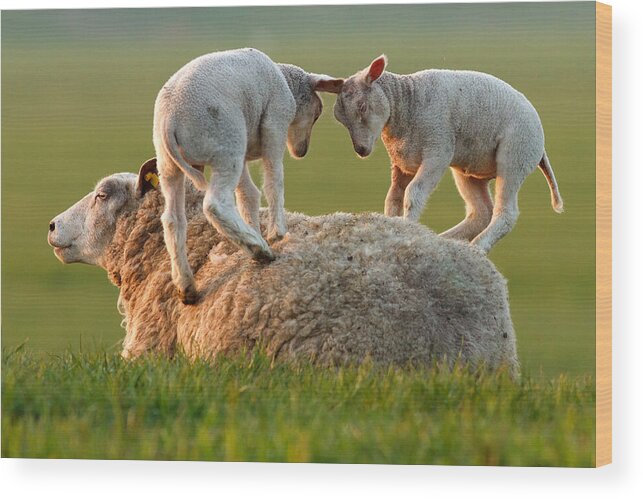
[595,1,612,467]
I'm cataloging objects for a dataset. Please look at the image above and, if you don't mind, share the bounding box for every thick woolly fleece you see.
[103,183,519,374]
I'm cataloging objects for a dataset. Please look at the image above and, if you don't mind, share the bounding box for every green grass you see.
[2,347,595,466]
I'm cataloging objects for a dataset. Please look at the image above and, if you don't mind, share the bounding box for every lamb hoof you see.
[252,247,276,264]
[469,241,490,255]
[179,285,199,305]
[267,231,286,244]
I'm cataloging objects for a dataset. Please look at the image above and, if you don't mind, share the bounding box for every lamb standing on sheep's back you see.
[47,160,519,375]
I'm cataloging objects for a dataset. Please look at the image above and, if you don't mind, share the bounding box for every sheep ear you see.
[363,55,387,85]
[312,75,344,94]
[136,157,159,198]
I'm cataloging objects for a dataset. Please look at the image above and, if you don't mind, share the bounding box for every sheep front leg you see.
[260,129,288,243]
[236,163,262,234]
[204,154,274,263]
[403,154,451,222]
[159,170,198,305]
[384,164,414,217]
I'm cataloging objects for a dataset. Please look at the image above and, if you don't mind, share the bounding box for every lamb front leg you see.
[403,154,451,222]
[260,126,289,243]
[384,164,414,217]
[203,154,274,263]
[236,163,262,234]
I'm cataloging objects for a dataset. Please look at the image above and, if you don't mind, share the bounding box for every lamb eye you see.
[95,192,107,200]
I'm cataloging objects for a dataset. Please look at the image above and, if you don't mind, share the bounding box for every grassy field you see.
[2,347,596,466]
[2,4,597,465]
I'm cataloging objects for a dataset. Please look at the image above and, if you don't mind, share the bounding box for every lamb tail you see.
[161,116,209,192]
[538,151,564,213]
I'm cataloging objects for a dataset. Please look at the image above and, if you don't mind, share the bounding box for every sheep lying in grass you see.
[154,47,342,304]
[328,55,563,253]
[47,159,520,375]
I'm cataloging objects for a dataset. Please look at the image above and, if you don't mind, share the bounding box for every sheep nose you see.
[296,142,309,158]
[49,220,56,232]
[355,145,368,157]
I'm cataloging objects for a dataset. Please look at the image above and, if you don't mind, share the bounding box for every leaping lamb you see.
[153,47,342,304]
[47,160,520,376]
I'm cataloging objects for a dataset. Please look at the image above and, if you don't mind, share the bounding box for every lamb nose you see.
[49,221,56,232]
[355,145,368,157]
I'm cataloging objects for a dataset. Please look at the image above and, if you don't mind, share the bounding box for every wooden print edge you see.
[595,0,612,467]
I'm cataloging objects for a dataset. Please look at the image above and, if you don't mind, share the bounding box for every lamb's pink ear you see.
[136,157,159,198]
[364,55,387,85]
[313,76,344,94]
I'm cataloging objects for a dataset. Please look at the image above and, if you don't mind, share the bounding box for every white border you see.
[1,0,641,497]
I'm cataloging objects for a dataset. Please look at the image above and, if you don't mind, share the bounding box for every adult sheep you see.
[47,159,520,375]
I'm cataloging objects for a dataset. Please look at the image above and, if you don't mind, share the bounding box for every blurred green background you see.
[1,3,595,377]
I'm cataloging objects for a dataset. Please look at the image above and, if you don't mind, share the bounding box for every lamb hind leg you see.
[440,170,493,241]
[471,175,523,253]
[204,154,274,263]
[159,168,198,305]
[384,165,414,217]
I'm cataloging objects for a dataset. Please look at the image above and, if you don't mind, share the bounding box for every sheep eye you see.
[95,192,108,201]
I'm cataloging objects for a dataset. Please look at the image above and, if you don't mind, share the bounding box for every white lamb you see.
[327,55,564,253]
[153,48,342,303]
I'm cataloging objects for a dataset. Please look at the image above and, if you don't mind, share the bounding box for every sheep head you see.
[333,55,390,158]
[48,158,158,267]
